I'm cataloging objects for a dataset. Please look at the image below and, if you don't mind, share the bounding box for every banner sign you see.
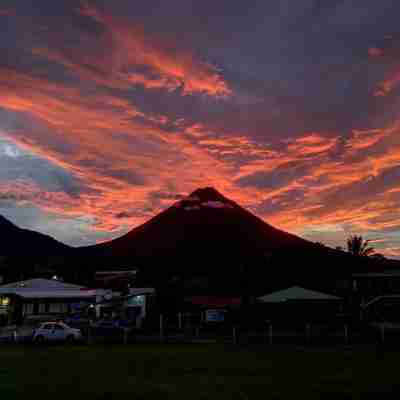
[205,309,226,322]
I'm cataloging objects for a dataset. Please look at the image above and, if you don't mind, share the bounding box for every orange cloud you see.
[380,247,400,258]
[286,133,338,156]
[0,68,237,233]
[374,69,400,96]
[35,4,231,98]
[1,64,399,253]
[345,129,387,151]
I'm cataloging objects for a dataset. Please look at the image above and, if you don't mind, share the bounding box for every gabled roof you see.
[0,278,85,291]
[0,278,91,298]
[0,290,97,299]
[258,286,341,303]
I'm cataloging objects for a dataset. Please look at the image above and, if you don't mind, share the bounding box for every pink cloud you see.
[0,64,399,254]
[35,3,231,98]
[368,47,384,57]
[0,9,14,16]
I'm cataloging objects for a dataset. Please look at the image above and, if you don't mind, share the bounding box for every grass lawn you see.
[1,343,399,399]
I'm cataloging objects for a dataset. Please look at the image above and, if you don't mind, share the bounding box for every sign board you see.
[205,309,226,322]
[70,301,89,310]
[104,292,113,301]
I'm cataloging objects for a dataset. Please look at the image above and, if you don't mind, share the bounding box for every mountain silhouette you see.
[0,215,71,255]
[82,186,314,259]
[1,188,397,292]
[80,187,396,293]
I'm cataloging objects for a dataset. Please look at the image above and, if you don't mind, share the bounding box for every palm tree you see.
[346,235,375,257]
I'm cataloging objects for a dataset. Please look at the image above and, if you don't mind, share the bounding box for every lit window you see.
[128,295,145,306]
[0,297,9,306]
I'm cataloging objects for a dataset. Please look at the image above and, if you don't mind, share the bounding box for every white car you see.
[33,322,82,343]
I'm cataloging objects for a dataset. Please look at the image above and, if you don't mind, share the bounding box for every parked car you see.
[33,322,82,344]
[64,314,90,328]
[91,319,132,335]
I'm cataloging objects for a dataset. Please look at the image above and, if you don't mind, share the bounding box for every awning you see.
[187,296,241,308]
[258,286,341,303]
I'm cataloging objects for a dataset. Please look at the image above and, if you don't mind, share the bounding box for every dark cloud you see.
[107,169,146,186]
[0,137,85,197]
[236,162,311,191]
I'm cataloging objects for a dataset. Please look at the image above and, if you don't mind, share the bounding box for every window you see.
[127,295,145,306]
[0,296,10,306]
[54,324,64,330]
[38,303,46,314]
[42,324,54,330]
[23,303,34,315]
[336,280,349,290]
[49,303,67,314]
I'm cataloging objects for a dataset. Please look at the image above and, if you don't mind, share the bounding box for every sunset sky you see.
[1,1,400,257]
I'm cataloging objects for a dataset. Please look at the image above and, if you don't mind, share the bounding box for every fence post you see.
[380,323,385,344]
[178,312,182,330]
[305,323,311,343]
[159,314,164,342]
[344,324,349,345]
[232,327,237,345]
[87,324,92,345]
[123,328,128,345]
[195,326,200,338]
[268,323,273,345]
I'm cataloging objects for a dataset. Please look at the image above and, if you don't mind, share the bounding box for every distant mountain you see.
[80,187,398,293]
[0,215,71,255]
[2,188,398,293]
[82,187,313,258]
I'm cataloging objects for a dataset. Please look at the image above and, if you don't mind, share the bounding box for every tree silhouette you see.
[346,235,375,257]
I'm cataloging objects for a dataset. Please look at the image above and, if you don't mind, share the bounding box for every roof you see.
[363,295,400,308]
[0,278,86,290]
[258,286,341,303]
[0,290,97,299]
[352,270,400,278]
[128,288,155,296]
[95,270,137,275]
[0,278,92,299]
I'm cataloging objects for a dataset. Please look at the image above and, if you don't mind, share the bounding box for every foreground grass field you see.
[1,344,399,399]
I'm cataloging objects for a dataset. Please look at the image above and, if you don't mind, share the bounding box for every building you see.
[256,286,344,324]
[0,278,96,325]
[360,295,400,323]
[93,287,156,328]
[351,270,400,302]
[94,270,137,291]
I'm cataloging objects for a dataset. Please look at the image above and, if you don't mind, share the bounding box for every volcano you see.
[82,187,313,259]
[1,187,397,293]
[80,187,391,293]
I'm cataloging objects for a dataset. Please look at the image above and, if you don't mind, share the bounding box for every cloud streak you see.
[31,2,232,98]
